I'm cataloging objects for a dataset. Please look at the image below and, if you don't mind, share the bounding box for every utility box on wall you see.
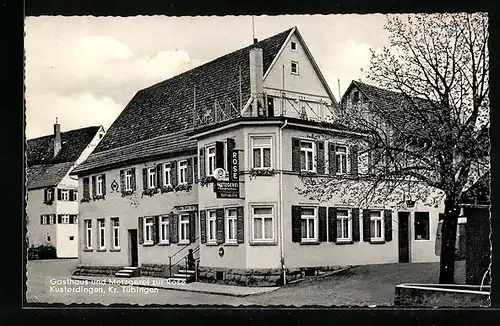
[464,206,491,285]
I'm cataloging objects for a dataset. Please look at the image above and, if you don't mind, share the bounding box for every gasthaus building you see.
[71,27,443,286]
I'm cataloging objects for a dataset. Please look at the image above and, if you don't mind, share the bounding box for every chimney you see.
[249,47,264,117]
[54,118,61,157]
[253,38,258,44]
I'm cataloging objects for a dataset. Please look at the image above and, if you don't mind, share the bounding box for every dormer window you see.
[291,61,299,75]
[291,41,297,51]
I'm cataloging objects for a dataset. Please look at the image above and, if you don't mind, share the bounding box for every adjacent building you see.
[26,122,105,258]
[71,27,443,285]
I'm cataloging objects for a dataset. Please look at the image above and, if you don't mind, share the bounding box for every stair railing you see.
[168,236,199,277]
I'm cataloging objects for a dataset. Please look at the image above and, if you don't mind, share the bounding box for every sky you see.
[24,14,393,139]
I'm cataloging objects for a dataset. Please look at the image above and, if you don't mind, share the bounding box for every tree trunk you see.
[439,198,460,284]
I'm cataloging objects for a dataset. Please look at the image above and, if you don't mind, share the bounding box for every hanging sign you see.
[229,149,239,182]
[215,181,240,198]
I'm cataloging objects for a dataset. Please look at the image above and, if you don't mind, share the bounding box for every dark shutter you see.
[215,141,224,169]
[83,178,90,199]
[171,162,178,187]
[40,215,44,225]
[169,213,178,243]
[131,168,137,190]
[91,176,96,198]
[120,170,125,192]
[156,164,163,188]
[328,207,337,242]
[237,206,244,243]
[152,216,159,244]
[317,141,325,174]
[142,168,148,189]
[199,148,205,179]
[200,210,207,244]
[73,191,78,201]
[384,209,393,241]
[329,143,337,175]
[69,190,74,201]
[352,208,360,242]
[44,189,48,203]
[438,213,445,221]
[57,189,62,200]
[138,216,144,244]
[193,155,198,183]
[187,158,193,184]
[350,145,359,176]
[318,206,327,242]
[362,210,370,242]
[292,205,302,242]
[189,211,196,243]
[57,214,62,224]
[69,215,74,224]
[292,138,301,173]
[102,174,106,195]
[216,208,225,244]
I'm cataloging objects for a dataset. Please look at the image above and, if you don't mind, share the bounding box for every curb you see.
[285,266,354,285]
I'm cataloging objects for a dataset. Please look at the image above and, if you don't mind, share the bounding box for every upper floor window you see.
[207,146,216,177]
[300,140,315,172]
[353,91,360,104]
[96,175,104,196]
[147,167,156,189]
[335,145,349,175]
[291,61,299,75]
[61,214,70,224]
[178,160,188,184]
[301,207,317,242]
[252,136,272,169]
[163,163,172,187]
[291,41,297,51]
[125,169,133,191]
[61,189,69,201]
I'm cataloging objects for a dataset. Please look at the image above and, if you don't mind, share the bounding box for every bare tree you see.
[300,13,489,284]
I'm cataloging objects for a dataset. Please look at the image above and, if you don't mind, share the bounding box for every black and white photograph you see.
[24,12,490,307]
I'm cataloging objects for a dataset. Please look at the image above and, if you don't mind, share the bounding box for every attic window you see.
[353,91,360,103]
[291,61,299,75]
[291,41,297,51]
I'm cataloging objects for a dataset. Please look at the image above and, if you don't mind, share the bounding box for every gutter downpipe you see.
[279,118,288,285]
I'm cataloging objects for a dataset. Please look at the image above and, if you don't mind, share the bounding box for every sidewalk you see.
[71,275,279,297]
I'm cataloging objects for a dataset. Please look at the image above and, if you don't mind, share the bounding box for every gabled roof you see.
[27,162,75,190]
[73,28,296,175]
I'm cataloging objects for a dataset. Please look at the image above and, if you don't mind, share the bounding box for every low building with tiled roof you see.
[26,122,105,258]
[70,27,444,285]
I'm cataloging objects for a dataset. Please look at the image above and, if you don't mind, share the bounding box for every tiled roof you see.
[26,162,75,190]
[73,28,294,175]
[27,126,101,167]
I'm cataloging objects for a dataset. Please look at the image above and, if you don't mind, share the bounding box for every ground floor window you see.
[301,207,317,242]
[84,220,92,249]
[414,211,430,240]
[336,209,351,241]
[111,218,120,249]
[159,216,169,244]
[252,206,274,243]
[143,217,154,245]
[370,210,384,241]
[98,219,106,249]
[207,210,217,244]
[226,208,237,243]
[179,214,190,244]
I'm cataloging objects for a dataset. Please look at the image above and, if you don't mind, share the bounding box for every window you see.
[252,206,274,242]
[207,146,216,177]
[162,163,171,187]
[179,214,190,244]
[47,189,54,201]
[291,41,297,51]
[179,160,187,184]
[291,61,299,75]
[61,189,69,201]
[414,212,430,240]
[336,209,352,241]
[147,167,156,189]
[226,209,237,243]
[159,216,169,244]
[47,236,51,242]
[301,207,317,242]
[370,210,384,241]
[111,218,120,249]
[125,169,133,191]
[96,175,104,196]
[252,137,272,169]
[300,140,315,172]
[98,219,106,249]
[144,217,154,244]
[61,214,70,224]
[74,192,78,201]
[69,236,75,241]
[335,145,348,175]
[353,91,360,103]
[207,210,217,244]
[85,220,92,249]
[49,215,55,224]
[41,215,48,225]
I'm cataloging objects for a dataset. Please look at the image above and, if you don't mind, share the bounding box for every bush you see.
[28,245,57,260]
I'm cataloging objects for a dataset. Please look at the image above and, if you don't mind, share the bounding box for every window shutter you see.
[317,141,325,174]
[193,155,198,183]
[83,177,90,198]
[171,161,178,187]
[328,207,337,242]
[44,189,48,203]
[215,141,224,169]
[74,191,78,201]
[131,168,137,191]
[216,208,225,244]
[69,190,74,201]
[200,210,207,244]
[169,212,178,243]
[199,148,205,179]
[189,211,196,243]
[329,143,337,175]
[187,158,193,184]
[142,168,148,190]
[102,174,106,195]
[69,215,74,224]
[57,189,62,200]
[237,206,244,243]
[152,216,159,244]
[291,205,302,242]
[292,138,301,173]
[362,210,371,242]
[156,164,163,188]
[91,176,96,198]
[40,215,44,225]
[119,170,125,193]
[350,145,359,176]
[318,206,327,242]
[384,209,393,241]
[351,208,360,242]
[57,214,62,224]
[138,216,144,244]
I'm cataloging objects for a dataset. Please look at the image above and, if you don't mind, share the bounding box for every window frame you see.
[147,167,156,189]
[291,61,299,75]
[159,216,170,244]
[336,209,352,242]
[111,218,120,249]
[162,163,172,187]
[41,215,48,225]
[369,210,385,241]
[207,210,217,244]
[96,175,103,196]
[47,188,54,201]
[61,214,70,224]
[300,140,316,172]
[49,215,55,225]
[179,214,190,244]
[206,145,216,177]
[300,207,318,243]
[143,217,154,245]
[61,189,70,201]
[291,41,297,51]
[178,160,188,185]
[125,169,133,191]
[335,145,349,175]
[414,211,430,241]
[97,218,106,250]
[84,220,92,249]
[251,136,273,170]
[251,205,275,243]
[225,208,238,244]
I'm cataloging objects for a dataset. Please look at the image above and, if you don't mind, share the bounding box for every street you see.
[26,259,465,306]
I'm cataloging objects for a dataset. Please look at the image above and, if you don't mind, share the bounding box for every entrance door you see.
[398,212,410,263]
[129,229,138,267]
